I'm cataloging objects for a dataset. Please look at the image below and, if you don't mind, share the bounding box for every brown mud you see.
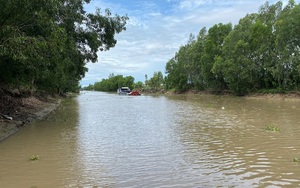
[166,90,300,101]
[0,88,61,141]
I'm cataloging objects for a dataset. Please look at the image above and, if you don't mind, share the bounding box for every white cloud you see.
[178,0,207,10]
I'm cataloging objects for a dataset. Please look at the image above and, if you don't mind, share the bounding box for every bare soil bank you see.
[246,92,300,101]
[166,90,300,101]
[0,90,61,141]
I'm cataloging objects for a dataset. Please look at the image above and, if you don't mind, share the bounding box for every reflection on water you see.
[1,91,300,187]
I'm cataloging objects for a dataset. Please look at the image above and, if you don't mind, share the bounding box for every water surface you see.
[1,91,300,187]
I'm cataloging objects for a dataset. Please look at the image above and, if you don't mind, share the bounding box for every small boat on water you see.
[128,91,141,96]
[117,87,131,95]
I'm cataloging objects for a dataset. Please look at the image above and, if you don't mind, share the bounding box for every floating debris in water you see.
[30,155,39,161]
[265,125,280,132]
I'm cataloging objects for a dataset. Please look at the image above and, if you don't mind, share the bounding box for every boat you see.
[117,87,131,95]
[128,91,141,96]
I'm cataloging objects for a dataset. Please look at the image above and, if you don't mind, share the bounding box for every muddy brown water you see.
[1,91,300,187]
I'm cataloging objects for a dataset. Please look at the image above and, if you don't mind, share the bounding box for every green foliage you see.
[0,0,128,95]
[92,74,134,92]
[164,1,300,95]
[84,72,167,93]
[134,81,144,90]
[83,84,95,91]
[30,155,39,161]
[165,46,191,92]
[293,157,299,162]
[147,71,164,92]
[265,125,281,132]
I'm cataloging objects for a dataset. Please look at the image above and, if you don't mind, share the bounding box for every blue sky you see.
[80,0,296,86]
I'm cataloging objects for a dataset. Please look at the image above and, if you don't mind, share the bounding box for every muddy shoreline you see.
[166,90,300,101]
[0,97,61,142]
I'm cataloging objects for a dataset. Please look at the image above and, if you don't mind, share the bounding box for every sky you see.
[80,0,294,86]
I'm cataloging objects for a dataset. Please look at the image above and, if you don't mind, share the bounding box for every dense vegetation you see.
[0,0,128,95]
[84,71,165,93]
[84,74,135,92]
[165,0,300,95]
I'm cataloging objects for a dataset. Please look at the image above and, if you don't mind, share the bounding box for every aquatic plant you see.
[265,125,280,132]
[292,157,299,162]
[30,155,39,161]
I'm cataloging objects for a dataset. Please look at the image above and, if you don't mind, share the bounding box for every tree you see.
[214,14,261,95]
[164,1,300,94]
[275,1,300,90]
[201,23,232,91]
[165,47,189,92]
[189,27,207,90]
[134,81,144,90]
[148,71,164,91]
[0,0,128,94]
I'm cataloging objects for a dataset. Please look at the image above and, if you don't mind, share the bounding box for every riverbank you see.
[163,89,300,101]
[0,94,61,141]
[245,92,300,101]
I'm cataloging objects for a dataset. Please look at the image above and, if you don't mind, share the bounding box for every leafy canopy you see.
[0,0,128,94]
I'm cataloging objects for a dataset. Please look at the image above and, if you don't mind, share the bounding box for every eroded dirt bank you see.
[0,89,61,141]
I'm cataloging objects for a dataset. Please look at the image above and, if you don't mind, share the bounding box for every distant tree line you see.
[83,71,165,93]
[0,0,128,95]
[84,74,135,92]
[165,0,300,95]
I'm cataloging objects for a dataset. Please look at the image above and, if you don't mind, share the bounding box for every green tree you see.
[83,84,94,91]
[189,27,207,90]
[164,1,300,95]
[201,23,232,91]
[165,46,189,92]
[275,1,300,90]
[0,0,128,94]
[214,14,260,95]
[134,81,144,90]
[148,71,164,91]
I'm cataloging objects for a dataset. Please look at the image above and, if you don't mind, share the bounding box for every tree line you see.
[83,71,165,93]
[165,0,300,95]
[0,0,128,95]
[84,74,135,92]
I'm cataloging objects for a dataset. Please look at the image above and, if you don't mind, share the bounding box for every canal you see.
[1,91,300,187]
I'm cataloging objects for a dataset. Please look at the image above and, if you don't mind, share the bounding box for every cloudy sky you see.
[80,0,294,86]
